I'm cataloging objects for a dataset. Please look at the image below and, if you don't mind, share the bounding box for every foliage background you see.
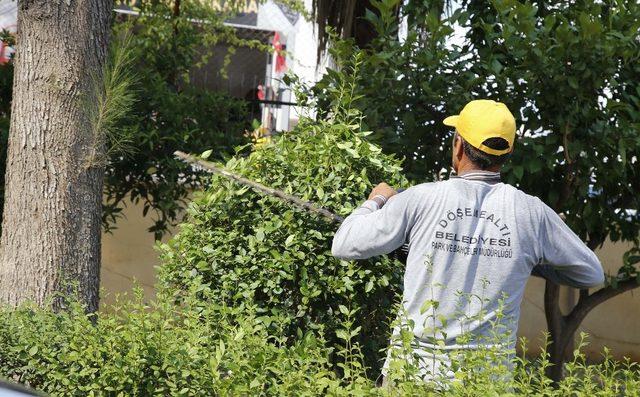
[0,283,637,396]
[104,2,264,238]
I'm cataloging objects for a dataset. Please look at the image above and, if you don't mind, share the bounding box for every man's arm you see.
[331,183,413,260]
[535,204,605,288]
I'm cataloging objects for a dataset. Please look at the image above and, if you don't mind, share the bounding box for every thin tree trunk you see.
[0,0,113,312]
[544,281,565,383]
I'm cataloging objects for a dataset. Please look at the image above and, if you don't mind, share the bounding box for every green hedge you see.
[0,286,342,396]
[0,284,638,396]
[159,61,408,373]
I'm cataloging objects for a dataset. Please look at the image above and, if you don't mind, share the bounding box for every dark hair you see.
[458,134,511,170]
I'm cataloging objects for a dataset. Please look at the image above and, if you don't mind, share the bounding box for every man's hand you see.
[368,182,397,201]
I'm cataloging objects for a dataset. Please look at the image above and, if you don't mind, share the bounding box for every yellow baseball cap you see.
[443,99,516,156]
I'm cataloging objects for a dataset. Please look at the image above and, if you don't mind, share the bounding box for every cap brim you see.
[443,115,459,127]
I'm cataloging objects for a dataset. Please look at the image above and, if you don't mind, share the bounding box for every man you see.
[331,99,604,382]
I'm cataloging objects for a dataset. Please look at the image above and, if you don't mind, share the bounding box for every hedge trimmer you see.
[174,150,409,261]
[174,151,345,223]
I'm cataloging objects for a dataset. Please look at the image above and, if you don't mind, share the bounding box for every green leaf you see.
[365,279,374,293]
[618,138,626,165]
[335,329,348,341]
[419,300,439,314]
[200,149,213,159]
[233,329,245,341]
[625,255,640,266]
[284,235,295,247]
[611,277,618,289]
[528,159,542,174]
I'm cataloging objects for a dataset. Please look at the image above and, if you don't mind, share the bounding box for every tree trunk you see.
[0,0,113,312]
[543,281,569,384]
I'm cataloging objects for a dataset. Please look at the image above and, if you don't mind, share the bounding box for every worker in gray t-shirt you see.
[331,99,604,382]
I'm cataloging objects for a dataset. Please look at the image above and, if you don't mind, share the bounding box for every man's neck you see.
[456,162,501,176]
[453,167,502,184]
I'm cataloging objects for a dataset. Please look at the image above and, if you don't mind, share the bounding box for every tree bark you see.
[0,0,113,312]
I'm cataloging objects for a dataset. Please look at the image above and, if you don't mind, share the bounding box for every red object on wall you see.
[272,32,287,73]
[0,24,17,64]
[0,41,8,64]
[257,84,265,100]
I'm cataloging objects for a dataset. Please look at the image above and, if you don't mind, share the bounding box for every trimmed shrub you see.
[158,59,408,371]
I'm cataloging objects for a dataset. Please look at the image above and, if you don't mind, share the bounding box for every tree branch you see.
[544,281,564,337]
[568,279,639,325]
[561,279,639,349]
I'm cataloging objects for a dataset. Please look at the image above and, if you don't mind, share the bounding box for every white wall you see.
[0,0,16,30]
[0,0,17,59]
[256,0,329,124]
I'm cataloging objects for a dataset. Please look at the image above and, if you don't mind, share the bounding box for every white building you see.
[218,0,326,131]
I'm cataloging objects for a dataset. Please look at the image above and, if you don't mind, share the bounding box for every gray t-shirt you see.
[331,171,604,379]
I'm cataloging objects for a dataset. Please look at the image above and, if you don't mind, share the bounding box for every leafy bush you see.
[0,285,341,396]
[0,284,637,396]
[159,56,408,372]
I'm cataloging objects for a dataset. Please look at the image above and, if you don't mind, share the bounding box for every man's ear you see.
[454,134,464,159]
